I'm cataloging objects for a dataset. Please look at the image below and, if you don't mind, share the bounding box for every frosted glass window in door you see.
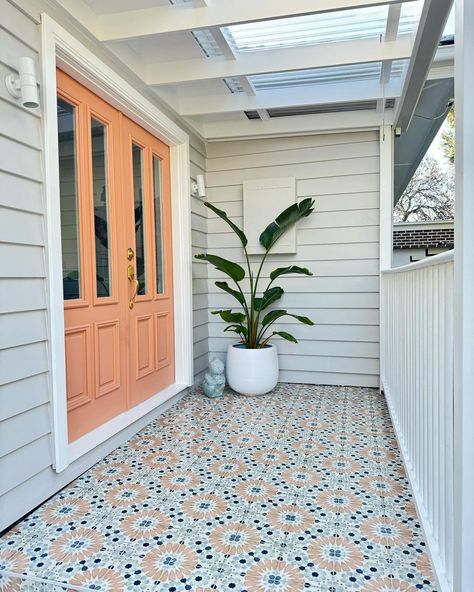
[91,118,111,297]
[153,155,165,294]
[132,144,147,295]
[57,97,81,300]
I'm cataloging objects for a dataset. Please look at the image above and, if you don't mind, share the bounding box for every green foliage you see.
[195,254,245,282]
[260,198,314,250]
[254,287,284,311]
[195,198,316,348]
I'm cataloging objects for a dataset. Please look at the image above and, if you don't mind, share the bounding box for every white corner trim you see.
[378,124,393,391]
[40,14,193,473]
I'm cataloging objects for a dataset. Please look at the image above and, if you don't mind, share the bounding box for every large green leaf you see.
[224,324,248,339]
[259,198,315,251]
[261,309,288,327]
[212,309,246,323]
[272,331,298,343]
[215,281,246,307]
[254,286,284,311]
[262,309,314,327]
[289,314,314,326]
[270,265,312,281]
[204,202,248,247]
[195,253,245,282]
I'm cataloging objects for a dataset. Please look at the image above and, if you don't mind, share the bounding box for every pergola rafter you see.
[178,79,403,116]
[377,3,402,112]
[146,35,414,86]
[98,0,418,42]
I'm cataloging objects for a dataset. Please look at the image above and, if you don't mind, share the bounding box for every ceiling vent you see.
[267,100,377,118]
[244,110,262,120]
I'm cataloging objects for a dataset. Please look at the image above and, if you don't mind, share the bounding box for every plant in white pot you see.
[195,198,315,395]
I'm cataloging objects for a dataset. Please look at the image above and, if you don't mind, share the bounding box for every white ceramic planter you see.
[226,343,279,396]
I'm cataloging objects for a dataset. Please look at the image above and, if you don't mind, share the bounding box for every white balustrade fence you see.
[381,251,454,592]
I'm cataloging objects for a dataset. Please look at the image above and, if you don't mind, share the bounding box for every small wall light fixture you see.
[191,174,206,198]
[5,57,40,109]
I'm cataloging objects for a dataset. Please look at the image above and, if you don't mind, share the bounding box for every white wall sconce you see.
[191,174,206,198]
[5,57,40,109]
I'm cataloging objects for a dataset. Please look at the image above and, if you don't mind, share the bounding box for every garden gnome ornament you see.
[203,357,225,398]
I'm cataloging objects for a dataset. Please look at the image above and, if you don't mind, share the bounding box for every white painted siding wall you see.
[191,147,210,382]
[0,0,54,531]
[205,132,380,387]
[0,0,207,532]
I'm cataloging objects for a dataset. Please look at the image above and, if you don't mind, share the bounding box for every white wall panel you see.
[205,131,380,387]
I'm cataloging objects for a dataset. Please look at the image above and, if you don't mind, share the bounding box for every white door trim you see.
[40,14,193,472]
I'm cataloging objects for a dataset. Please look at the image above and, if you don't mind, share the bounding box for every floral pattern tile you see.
[0,384,437,591]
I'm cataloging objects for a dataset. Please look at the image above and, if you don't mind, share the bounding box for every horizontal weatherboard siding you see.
[205,131,380,387]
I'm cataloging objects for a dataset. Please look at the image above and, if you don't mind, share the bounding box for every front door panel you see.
[57,71,174,442]
[122,117,175,408]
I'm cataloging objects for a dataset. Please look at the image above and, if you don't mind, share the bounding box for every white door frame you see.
[41,14,193,472]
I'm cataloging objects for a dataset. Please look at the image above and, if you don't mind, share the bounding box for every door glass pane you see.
[91,118,111,297]
[153,156,165,294]
[57,97,81,300]
[132,144,146,295]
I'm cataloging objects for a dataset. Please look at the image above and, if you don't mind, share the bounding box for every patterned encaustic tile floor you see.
[0,384,437,592]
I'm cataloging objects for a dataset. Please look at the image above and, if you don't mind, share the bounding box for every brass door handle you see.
[127,264,139,309]
[129,279,139,309]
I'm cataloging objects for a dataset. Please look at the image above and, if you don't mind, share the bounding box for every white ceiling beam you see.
[210,27,236,60]
[204,110,395,142]
[384,3,402,42]
[146,35,414,85]
[238,77,257,96]
[395,0,454,130]
[377,3,401,112]
[179,78,403,116]
[191,0,208,6]
[98,0,417,42]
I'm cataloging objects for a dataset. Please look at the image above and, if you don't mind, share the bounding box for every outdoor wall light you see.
[191,174,206,198]
[5,57,40,109]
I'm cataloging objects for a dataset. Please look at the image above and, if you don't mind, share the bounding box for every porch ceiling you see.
[58,0,454,140]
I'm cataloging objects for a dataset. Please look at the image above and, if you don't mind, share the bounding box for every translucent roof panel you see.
[249,63,382,91]
[247,60,409,92]
[223,2,423,53]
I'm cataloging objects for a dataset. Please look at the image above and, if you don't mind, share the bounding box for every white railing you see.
[381,251,454,592]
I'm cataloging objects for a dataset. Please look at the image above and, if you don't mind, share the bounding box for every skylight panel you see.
[224,7,387,52]
[249,63,384,92]
[390,59,409,79]
[223,2,424,53]
[399,1,424,36]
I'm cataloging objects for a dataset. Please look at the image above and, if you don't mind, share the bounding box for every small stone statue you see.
[203,357,226,398]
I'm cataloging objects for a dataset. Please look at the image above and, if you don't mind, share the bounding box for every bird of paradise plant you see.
[195,198,315,348]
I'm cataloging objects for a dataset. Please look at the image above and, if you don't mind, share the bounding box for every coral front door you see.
[57,70,174,443]
[122,117,175,408]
